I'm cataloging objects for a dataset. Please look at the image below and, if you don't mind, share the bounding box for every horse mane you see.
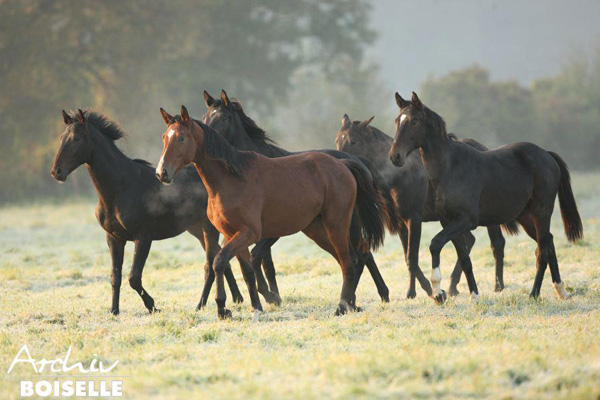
[69,109,154,166]
[172,115,256,177]
[422,106,450,139]
[70,110,126,141]
[358,123,393,143]
[213,99,274,144]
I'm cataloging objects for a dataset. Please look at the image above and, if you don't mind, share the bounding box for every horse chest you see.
[96,205,132,241]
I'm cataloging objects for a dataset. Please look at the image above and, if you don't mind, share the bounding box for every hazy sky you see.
[370,0,600,94]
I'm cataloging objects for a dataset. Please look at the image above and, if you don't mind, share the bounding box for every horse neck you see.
[369,128,394,169]
[85,133,134,204]
[192,151,234,199]
[419,127,452,186]
[232,120,290,157]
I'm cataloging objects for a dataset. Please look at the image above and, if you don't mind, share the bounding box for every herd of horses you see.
[50,90,583,319]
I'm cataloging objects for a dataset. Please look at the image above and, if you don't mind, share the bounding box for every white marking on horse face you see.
[211,109,217,115]
[400,114,407,124]
[167,129,175,139]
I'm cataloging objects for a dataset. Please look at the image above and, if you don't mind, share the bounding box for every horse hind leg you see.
[517,211,550,299]
[486,225,506,292]
[350,210,389,303]
[250,238,281,305]
[302,219,357,315]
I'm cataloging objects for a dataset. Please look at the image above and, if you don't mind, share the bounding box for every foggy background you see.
[1,0,599,203]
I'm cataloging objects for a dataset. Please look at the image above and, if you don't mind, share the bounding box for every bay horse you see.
[50,109,243,314]
[155,106,389,319]
[389,92,583,304]
[201,90,398,304]
[335,114,517,297]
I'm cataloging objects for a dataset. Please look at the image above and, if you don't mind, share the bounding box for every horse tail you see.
[549,151,583,242]
[342,159,387,251]
[355,155,401,235]
[501,220,520,236]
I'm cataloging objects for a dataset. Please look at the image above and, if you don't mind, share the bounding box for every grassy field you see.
[1,173,599,399]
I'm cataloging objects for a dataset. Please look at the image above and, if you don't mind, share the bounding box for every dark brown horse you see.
[50,109,243,314]
[335,114,516,297]
[202,90,397,304]
[155,106,389,319]
[389,92,583,304]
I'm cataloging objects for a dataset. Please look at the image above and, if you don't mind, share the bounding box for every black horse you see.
[201,90,400,304]
[389,92,583,304]
[50,109,243,314]
[335,114,516,297]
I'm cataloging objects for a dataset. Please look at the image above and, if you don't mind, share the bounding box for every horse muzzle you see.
[50,166,67,182]
[155,166,172,184]
[389,151,406,168]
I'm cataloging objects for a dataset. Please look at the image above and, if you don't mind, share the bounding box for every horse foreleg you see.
[451,234,480,301]
[429,218,473,305]
[129,239,158,313]
[213,230,259,320]
[107,234,125,315]
[448,231,475,296]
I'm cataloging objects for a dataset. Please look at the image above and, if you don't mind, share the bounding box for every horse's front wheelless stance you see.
[155,106,388,319]
[389,92,583,304]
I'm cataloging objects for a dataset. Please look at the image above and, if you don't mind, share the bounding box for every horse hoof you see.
[448,287,460,297]
[406,290,417,299]
[335,305,348,316]
[495,283,504,293]
[149,307,161,314]
[110,309,120,316]
[470,292,480,302]
[264,291,280,305]
[381,293,390,303]
[232,295,244,304]
[218,309,233,320]
[252,310,261,322]
[433,290,447,305]
[354,306,363,313]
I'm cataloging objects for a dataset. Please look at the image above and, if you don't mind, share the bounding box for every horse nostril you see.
[55,167,62,175]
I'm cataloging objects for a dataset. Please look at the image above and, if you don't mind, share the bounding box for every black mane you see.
[213,99,274,144]
[172,115,256,177]
[71,110,126,141]
[423,106,449,138]
[71,109,153,166]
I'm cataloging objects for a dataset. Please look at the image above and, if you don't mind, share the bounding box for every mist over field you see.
[1,1,600,399]
[1,0,599,203]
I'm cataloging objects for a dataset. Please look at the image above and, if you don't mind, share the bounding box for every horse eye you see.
[178,136,184,142]
[350,140,356,145]
[412,118,419,125]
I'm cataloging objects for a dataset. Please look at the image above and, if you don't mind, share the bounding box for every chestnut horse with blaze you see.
[155,106,388,319]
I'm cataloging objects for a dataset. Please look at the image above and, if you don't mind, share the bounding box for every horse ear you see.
[76,109,85,124]
[180,105,190,124]
[341,114,351,129]
[62,110,73,125]
[358,116,375,129]
[412,92,423,111]
[160,108,173,125]
[203,91,215,107]
[395,92,410,109]
[220,90,231,108]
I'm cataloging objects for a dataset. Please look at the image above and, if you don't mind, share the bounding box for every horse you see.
[201,90,399,303]
[389,92,583,304]
[155,106,389,319]
[50,109,243,314]
[335,114,517,297]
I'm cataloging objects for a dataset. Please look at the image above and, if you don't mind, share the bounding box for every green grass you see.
[1,173,600,399]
